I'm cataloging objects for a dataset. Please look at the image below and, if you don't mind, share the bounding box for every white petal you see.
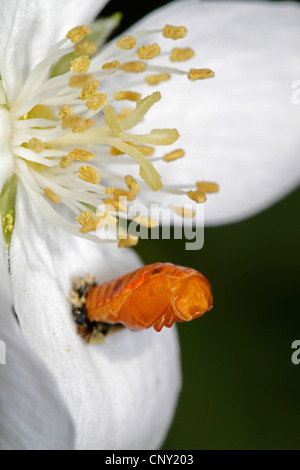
[0,233,74,450]
[123,0,300,225]
[0,0,109,102]
[9,186,182,450]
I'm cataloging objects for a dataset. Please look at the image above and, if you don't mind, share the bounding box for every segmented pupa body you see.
[85,262,213,332]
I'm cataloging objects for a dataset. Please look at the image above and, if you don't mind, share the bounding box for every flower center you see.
[1,22,218,247]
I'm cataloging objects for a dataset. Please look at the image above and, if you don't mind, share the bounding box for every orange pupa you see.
[71,263,213,343]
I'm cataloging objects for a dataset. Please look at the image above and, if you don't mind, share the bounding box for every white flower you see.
[0,0,300,450]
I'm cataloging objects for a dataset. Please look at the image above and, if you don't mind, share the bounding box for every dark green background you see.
[101,0,300,450]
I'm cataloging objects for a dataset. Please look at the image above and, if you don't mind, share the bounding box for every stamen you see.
[110,147,124,156]
[80,220,99,234]
[187,190,207,203]
[69,74,93,88]
[116,36,137,50]
[78,166,100,184]
[86,93,107,110]
[125,175,140,199]
[77,211,116,234]
[67,25,91,43]
[163,25,187,40]
[137,44,161,60]
[188,69,215,81]
[196,182,219,193]
[75,41,97,56]
[105,198,128,213]
[118,234,139,248]
[77,211,95,226]
[97,213,118,230]
[114,91,141,102]
[61,115,95,133]
[59,105,73,120]
[102,60,122,70]
[28,137,45,153]
[3,211,15,238]
[170,47,195,62]
[163,149,185,162]
[44,188,61,204]
[121,61,147,73]
[145,74,171,85]
[172,206,195,218]
[60,155,73,169]
[105,187,129,198]
[62,116,85,129]
[70,56,91,73]
[80,80,100,100]
[68,149,95,162]
[72,118,94,133]
[134,215,158,228]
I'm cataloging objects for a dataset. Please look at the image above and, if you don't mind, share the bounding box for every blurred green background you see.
[101,0,300,450]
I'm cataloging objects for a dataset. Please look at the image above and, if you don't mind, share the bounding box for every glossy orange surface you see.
[85,263,213,332]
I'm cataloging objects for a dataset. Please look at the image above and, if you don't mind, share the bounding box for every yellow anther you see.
[163,149,185,162]
[115,108,134,122]
[102,60,122,70]
[62,115,95,133]
[68,149,95,162]
[105,198,128,213]
[80,221,99,234]
[96,212,118,230]
[145,74,171,85]
[77,211,96,226]
[172,206,196,218]
[116,36,137,50]
[137,43,161,60]
[78,166,100,184]
[118,234,139,248]
[44,188,61,204]
[75,41,97,56]
[170,47,195,62]
[79,212,116,234]
[72,118,95,133]
[77,212,117,233]
[28,138,45,154]
[196,182,219,193]
[59,105,73,120]
[60,155,73,169]
[80,80,100,101]
[105,187,129,198]
[70,55,90,73]
[62,115,85,129]
[110,146,124,156]
[67,25,91,43]
[187,190,207,203]
[163,25,187,40]
[3,211,14,236]
[125,175,140,193]
[134,215,159,228]
[86,93,107,110]
[69,74,93,88]
[121,61,147,73]
[114,91,141,102]
[188,68,215,81]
